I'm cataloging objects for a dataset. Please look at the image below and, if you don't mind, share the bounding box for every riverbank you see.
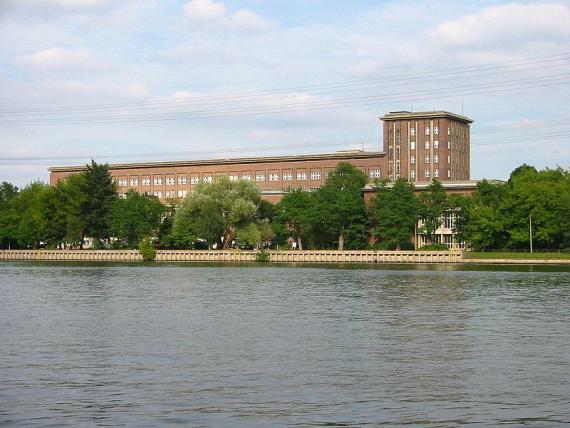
[0,249,462,264]
[2,249,569,264]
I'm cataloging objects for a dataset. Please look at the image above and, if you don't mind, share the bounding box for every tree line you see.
[1,161,568,251]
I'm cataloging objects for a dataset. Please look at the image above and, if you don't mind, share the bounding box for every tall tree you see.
[0,182,19,249]
[13,182,53,248]
[418,179,448,245]
[54,173,87,248]
[370,178,418,250]
[109,190,165,248]
[311,162,369,250]
[172,176,260,248]
[80,160,117,246]
[274,188,313,250]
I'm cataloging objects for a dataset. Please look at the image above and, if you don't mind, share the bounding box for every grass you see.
[465,252,570,260]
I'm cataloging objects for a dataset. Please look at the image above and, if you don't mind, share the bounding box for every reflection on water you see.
[1,263,569,426]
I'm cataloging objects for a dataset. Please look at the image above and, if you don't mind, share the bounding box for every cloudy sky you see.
[1,0,569,186]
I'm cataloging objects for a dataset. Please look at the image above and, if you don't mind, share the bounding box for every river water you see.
[1,262,569,426]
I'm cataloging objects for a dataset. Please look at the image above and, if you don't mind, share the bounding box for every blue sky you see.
[1,0,569,186]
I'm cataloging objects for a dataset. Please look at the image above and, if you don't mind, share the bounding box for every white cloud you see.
[429,3,570,46]
[183,0,226,20]
[15,0,109,9]
[14,47,103,71]
[182,0,272,32]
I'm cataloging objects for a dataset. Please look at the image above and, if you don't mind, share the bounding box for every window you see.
[447,169,451,178]
[410,170,416,179]
[434,140,439,149]
[425,140,430,150]
[447,155,451,163]
[447,141,451,149]
[255,173,265,182]
[191,176,199,185]
[142,177,150,186]
[229,174,239,181]
[118,178,127,187]
[425,155,430,163]
[425,170,430,178]
[369,169,381,178]
[203,175,213,183]
[434,168,439,178]
[241,173,251,181]
[269,173,279,182]
[447,127,451,136]
[396,160,401,174]
[396,146,401,157]
[178,175,187,185]
[153,191,163,198]
[425,126,430,135]
[153,177,163,186]
[311,171,321,180]
[166,190,175,198]
[283,172,293,181]
[434,154,439,163]
[444,213,453,229]
[410,127,415,136]
[434,126,439,135]
[296,171,307,181]
[411,155,415,164]
[165,177,175,186]
[410,141,416,150]
[178,190,188,198]
[130,177,138,186]
[119,192,127,199]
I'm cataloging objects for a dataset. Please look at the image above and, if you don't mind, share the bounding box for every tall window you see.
[142,177,150,186]
[165,177,175,186]
[269,173,279,182]
[311,171,321,180]
[425,140,430,150]
[241,173,251,181]
[283,172,293,181]
[434,126,439,135]
[410,170,416,179]
[369,169,381,178]
[153,177,163,186]
[255,173,266,182]
[410,127,415,136]
[425,154,430,163]
[434,140,439,149]
[410,141,416,150]
[434,154,439,163]
[434,168,439,178]
[425,126,430,135]
[178,175,187,185]
[296,171,307,181]
[425,170,430,178]
[118,178,127,187]
[191,176,199,185]
[130,177,138,186]
[411,154,415,164]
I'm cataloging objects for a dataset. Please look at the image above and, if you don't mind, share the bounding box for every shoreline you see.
[1,249,569,265]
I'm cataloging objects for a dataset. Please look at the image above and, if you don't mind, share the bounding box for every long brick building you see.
[49,110,475,204]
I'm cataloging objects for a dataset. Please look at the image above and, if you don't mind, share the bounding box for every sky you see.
[1,0,569,187]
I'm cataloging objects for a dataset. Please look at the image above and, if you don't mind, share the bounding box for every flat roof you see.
[49,150,385,173]
[379,111,473,124]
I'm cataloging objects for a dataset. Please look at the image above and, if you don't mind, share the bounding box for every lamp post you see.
[529,216,533,254]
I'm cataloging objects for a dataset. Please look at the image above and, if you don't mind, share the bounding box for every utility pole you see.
[529,216,533,253]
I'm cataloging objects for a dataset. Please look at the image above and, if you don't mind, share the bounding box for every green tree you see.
[80,160,117,246]
[447,193,471,246]
[370,178,418,250]
[13,182,53,248]
[274,188,313,250]
[53,173,87,248]
[418,179,448,245]
[0,182,19,249]
[172,176,260,249]
[311,162,369,250]
[110,190,165,248]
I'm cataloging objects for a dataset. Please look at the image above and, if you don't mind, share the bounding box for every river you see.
[1,263,569,426]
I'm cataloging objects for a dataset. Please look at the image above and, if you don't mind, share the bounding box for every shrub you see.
[139,237,157,261]
[418,243,449,251]
[255,249,270,262]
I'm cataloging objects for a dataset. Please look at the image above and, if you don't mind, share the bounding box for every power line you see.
[2,74,569,125]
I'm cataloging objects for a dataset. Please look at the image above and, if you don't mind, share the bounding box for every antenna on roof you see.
[410,103,413,112]
[461,97,464,115]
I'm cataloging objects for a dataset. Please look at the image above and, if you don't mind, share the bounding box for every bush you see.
[418,243,449,251]
[139,237,157,261]
[255,249,270,262]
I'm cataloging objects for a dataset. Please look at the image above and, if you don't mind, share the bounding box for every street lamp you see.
[529,216,533,254]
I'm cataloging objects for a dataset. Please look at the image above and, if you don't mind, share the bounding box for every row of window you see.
[409,140,453,150]
[408,169,451,179]
[410,126,453,137]
[115,168,382,187]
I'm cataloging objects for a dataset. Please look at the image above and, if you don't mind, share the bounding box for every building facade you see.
[49,110,473,204]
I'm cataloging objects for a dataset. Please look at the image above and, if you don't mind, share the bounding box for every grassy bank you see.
[465,252,570,260]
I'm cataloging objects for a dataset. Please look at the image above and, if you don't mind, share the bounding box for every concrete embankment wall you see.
[0,250,462,264]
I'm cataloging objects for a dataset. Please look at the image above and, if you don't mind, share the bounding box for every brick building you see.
[49,110,474,204]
